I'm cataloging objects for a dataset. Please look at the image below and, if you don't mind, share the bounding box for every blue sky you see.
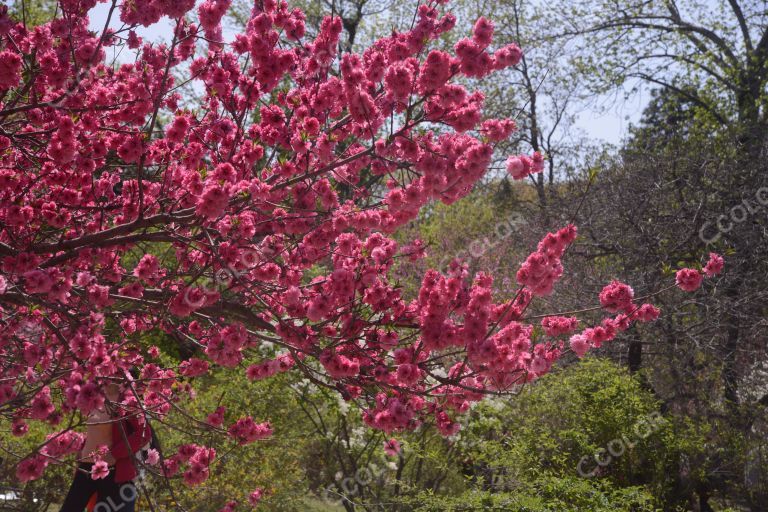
[573,98,644,146]
[87,3,644,146]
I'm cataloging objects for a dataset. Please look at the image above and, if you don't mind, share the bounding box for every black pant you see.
[60,463,137,512]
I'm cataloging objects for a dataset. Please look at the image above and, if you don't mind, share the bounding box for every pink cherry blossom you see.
[472,17,494,48]
[599,281,635,313]
[145,448,160,466]
[541,316,579,337]
[0,50,22,88]
[206,406,226,427]
[249,488,264,506]
[91,460,110,480]
[703,252,724,277]
[494,43,523,68]
[228,418,273,445]
[633,303,661,322]
[676,268,704,292]
[384,438,402,456]
[569,334,590,358]
[16,456,48,482]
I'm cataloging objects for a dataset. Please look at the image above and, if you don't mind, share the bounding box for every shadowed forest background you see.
[1,0,767,511]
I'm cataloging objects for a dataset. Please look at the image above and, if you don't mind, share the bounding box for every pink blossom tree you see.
[0,0,720,499]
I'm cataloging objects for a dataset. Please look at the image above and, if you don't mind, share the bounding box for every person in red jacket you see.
[60,383,152,512]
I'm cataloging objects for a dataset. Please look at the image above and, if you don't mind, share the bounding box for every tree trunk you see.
[627,338,642,373]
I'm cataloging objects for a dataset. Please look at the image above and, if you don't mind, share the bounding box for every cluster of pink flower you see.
[246,353,295,381]
[218,489,264,512]
[676,253,724,291]
[564,253,725,358]
[505,151,545,180]
[516,225,577,295]
[454,17,522,77]
[541,316,579,337]
[363,393,423,432]
[162,443,218,487]
[599,281,635,313]
[0,49,22,89]
[15,429,85,482]
[228,417,273,445]
[15,455,48,482]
